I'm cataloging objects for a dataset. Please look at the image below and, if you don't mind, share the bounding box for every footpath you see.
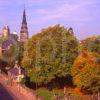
[0,73,40,100]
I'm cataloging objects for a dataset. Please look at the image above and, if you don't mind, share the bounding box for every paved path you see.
[0,83,14,100]
[0,74,29,100]
[0,74,44,100]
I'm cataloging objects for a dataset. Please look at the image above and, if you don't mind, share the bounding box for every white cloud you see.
[33,0,96,24]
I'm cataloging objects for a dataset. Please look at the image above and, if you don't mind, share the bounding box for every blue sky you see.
[0,0,100,40]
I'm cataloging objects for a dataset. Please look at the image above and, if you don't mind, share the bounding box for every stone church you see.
[0,9,29,55]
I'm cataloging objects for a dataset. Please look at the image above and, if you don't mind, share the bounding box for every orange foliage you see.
[74,87,83,95]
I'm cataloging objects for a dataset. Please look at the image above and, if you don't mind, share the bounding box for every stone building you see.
[0,25,18,56]
[0,8,29,56]
[8,61,25,83]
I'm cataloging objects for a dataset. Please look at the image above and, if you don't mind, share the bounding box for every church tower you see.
[20,9,28,43]
[2,25,10,37]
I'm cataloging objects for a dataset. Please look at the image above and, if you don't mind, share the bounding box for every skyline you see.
[0,0,100,40]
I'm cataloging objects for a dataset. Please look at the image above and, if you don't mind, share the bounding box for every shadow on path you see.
[0,83,14,100]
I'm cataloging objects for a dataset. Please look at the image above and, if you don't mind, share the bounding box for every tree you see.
[17,42,24,64]
[22,25,78,85]
[71,51,100,93]
[0,35,20,69]
[79,36,100,54]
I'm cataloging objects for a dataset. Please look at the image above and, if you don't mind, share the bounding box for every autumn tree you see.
[22,25,78,86]
[71,51,100,93]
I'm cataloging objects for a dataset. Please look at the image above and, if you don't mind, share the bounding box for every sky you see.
[0,0,100,40]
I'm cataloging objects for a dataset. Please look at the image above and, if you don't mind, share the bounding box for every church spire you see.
[20,8,28,43]
[22,9,27,25]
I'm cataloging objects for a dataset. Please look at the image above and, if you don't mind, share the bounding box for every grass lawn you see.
[37,88,52,100]
[37,88,64,100]
[37,87,92,100]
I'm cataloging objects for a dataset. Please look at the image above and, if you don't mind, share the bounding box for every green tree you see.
[71,51,100,93]
[22,25,78,85]
[17,42,24,64]
[79,36,100,54]
[2,43,19,67]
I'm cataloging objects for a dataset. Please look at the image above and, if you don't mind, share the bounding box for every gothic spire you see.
[22,9,27,25]
[20,8,28,43]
